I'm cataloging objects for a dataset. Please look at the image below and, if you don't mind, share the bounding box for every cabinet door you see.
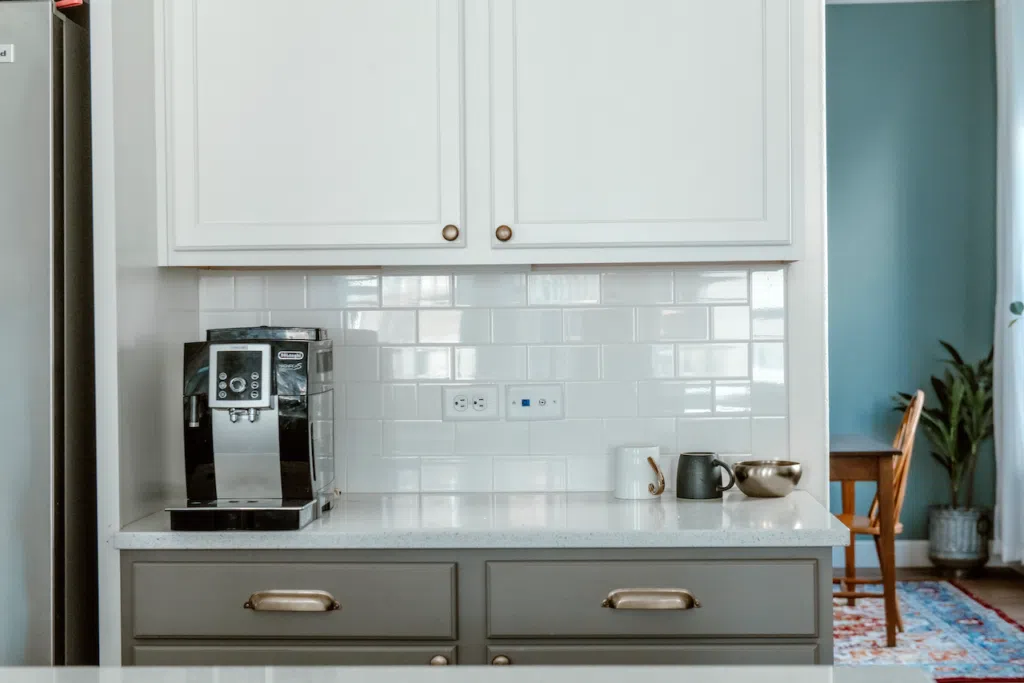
[485,644,817,666]
[161,0,463,252]
[132,644,456,666]
[490,0,797,251]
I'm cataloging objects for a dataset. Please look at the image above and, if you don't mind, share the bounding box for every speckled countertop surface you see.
[114,490,848,550]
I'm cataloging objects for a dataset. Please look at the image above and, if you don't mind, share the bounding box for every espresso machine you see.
[167,326,335,530]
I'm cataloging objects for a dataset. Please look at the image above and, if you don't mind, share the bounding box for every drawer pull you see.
[601,588,701,610]
[243,590,340,612]
[429,655,450,666]
[491,655,511,665]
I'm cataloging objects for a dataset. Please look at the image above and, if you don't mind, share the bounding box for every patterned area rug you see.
[834,581,1024,681]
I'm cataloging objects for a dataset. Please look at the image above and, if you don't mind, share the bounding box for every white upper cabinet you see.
[489,0,798,253]
[159,0,464,255]
[155,0,820,266]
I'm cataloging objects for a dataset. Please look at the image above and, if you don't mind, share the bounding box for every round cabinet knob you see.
[495,225,513,242]
[491,655,511,666]
[441,224,460,242]
[429,655,450,666]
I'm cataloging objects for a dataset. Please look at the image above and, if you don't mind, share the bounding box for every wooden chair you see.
[833,389,924,631]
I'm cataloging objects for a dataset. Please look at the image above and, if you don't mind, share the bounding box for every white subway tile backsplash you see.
[675,270,748,304]
[382,275,452,308]
[601,270,674,305]
[455,346,527,381]
[455,422,530,455]
[265,273,306,309]
[529,273,600,306]
[529,419,605,455]
[564,308,634,343]
[636,307,708,342]
[677,417,752,454]
[493,456,567,492]
[308,273,380,309]
[528,346,601,381]
[638,381,712,417]
[199,265,788,493]
[346,310,417,345]
[566,382,638,418]
[712,306,751,340]
[454,271,527,307]
[492,308,562,344]
[381,347,452,381]
[419,309,491,344]
[677,343,749,379]
[384,421,455,456]
[602,344,674,380]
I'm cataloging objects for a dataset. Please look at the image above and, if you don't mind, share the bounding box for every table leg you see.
[877,455,897,647]
[842,481,856,606]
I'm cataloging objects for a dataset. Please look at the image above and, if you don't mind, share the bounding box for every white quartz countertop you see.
[114,491,848,550]
[0,667,929,683]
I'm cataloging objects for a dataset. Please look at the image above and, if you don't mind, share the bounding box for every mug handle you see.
[713,459,735,492]
[646,457,666,496]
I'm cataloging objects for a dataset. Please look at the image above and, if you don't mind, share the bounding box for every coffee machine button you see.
[251,381,260,389]
[218,381,227,390]
[218,391,227,399]
[229,377,247,393]
[251,372,260,380]
[218,372,227,380]
[250,390,260,399]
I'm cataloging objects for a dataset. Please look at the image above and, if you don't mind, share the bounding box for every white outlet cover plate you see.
[442,385,499,421]
[506,384,564,421]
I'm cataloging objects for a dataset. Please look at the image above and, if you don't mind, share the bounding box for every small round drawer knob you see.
[495,225,513,242]
[491,655,511,666]
[429,655,450,666]
[441,224,460,242]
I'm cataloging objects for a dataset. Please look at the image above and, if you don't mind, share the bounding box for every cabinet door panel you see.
[485,644,817,666]
[163,0,463,250]
[491,0,795,249]
[133,644,456,666]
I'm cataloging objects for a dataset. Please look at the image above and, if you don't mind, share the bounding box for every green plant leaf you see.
[1011,301,1024,315]
[940,340,965,365]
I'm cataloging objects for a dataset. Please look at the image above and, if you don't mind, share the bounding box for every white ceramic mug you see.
[614,445,666,500]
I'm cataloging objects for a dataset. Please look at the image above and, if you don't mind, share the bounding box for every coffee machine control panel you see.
[208,344,272,408]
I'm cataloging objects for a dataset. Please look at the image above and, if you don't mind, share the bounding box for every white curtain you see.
[994,0,1024,565]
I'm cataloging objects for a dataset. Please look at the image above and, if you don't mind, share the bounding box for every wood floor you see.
[833,567,1024,623]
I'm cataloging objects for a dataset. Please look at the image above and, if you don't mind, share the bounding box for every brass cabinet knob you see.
[491,655,511,666]
[495,225,513,242]
[429,655,450,666]
[442,224,460,242]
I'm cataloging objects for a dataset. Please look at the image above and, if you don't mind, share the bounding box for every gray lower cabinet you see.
[121,548,833,666]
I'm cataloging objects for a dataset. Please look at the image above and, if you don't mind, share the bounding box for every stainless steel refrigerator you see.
[0,0,96,665]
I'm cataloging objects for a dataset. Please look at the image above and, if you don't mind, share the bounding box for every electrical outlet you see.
[506,384,564,421]
[442,385,499,421]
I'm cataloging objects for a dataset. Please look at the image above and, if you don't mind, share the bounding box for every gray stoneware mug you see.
[676,452,735,500]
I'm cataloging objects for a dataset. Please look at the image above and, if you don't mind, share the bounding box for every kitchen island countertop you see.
[114,490,848,550]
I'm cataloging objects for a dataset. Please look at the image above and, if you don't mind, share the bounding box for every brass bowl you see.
[733,460,802,498]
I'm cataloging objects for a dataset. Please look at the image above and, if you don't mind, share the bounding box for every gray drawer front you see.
[485,644,817,666]
[487,560,816,638]
[133,644,456,666]
[132,562,456,639]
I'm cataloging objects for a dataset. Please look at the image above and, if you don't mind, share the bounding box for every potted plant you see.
[894,341,993,577]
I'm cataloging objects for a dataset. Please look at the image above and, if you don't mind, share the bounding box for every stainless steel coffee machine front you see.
[168,326,334,530]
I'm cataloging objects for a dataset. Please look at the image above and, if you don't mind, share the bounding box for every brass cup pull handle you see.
[442,224,460,241]
[243,590,340,612]
[491,655,511,666]
[495,225,513,242]
[601,588,701,610]
[647,456,666,496]
[429,655,450,666]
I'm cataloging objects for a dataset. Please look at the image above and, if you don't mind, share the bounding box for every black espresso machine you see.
[167,326,335,530]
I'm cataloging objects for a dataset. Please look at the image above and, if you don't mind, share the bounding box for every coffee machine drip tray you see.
[166,499,317,531]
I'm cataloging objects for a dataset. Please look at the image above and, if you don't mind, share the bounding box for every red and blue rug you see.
[834,581,1024,681]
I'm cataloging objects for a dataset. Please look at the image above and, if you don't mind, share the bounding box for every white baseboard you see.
[831,540,1005,569]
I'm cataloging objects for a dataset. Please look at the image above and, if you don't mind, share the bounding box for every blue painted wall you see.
[826,1,997,539]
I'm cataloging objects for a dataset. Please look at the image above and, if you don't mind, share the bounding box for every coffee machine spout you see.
[248,408,259,423]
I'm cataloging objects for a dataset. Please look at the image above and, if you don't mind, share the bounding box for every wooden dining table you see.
[829,434,902,647]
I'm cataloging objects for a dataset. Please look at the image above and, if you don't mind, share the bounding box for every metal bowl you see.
[733,460,802,498]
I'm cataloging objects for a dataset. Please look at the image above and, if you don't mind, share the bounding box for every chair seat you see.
[837,513,904,535]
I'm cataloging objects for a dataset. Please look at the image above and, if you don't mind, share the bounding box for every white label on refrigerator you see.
[0,45,14,63]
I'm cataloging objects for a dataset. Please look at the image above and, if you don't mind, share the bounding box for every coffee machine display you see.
[167,326,335,531]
